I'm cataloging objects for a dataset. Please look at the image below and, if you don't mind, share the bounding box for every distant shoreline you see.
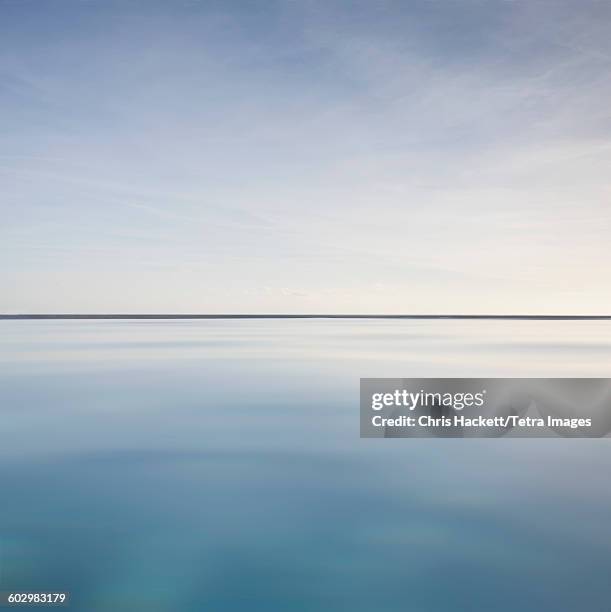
[2,314,611,321]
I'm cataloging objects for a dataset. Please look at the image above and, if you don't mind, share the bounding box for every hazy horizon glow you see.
[2,0,611,313]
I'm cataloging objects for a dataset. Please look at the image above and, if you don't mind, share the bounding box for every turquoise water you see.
[1,320,611,611]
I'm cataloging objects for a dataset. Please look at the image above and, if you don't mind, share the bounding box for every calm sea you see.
[1,320,610,611]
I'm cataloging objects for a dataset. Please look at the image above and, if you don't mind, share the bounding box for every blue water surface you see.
[1,320,610,611]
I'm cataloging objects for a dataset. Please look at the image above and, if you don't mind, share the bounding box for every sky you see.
[1,0,610,314]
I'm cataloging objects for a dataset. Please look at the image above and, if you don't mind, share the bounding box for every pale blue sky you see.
[2,0,610,313]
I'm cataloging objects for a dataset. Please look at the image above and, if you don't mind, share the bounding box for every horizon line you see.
[2,314,611,321]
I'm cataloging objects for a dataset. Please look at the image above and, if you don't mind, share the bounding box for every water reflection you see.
[1,320,610,611]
